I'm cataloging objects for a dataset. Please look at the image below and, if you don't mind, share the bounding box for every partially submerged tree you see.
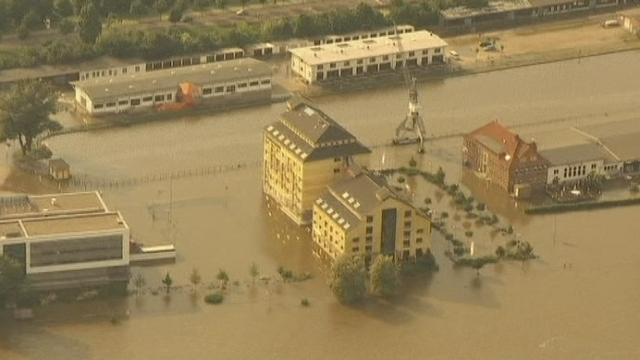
[133,273,146,295]
[328,255,367,304]
[189,268,202,291]
[0,81,60,156]
[216,269,229,289]
[249,262,259,284]
[162,272,173,293]
[369,255,400,298]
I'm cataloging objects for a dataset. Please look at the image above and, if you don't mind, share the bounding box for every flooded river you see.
[2,51,640,360]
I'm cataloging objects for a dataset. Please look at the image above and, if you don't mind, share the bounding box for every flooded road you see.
[2,51,640,360]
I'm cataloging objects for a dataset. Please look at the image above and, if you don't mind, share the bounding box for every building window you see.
[370,57,376,63]
[135,66,140,72]
[403,230,411,238]
[215,86,224,93]
[403,240,410,247]
[131,98,141,106]
[352,247,359,252]
[333,168,340,174]
[334,157,341,162]
[155,95,165,102]
[142,96,152,102]
[409,51,415,57]
[382,55,389,61]
[366,236,372,242]
[344,61,350,66]
[330,63,336,68]
[122,68,127,74]
[365,245,372,252]
[94,104,104,109]
[416,238,423,243]
[352,237,360,243]
[404,221,411,228]
[203,88,213,95]
[417,228,424,234]
[435,48,441,53]
[317,65,324,70]
[591,164,596,170]
[366,216,373,223]
[404,210,411,217]
[106,102,115,108]
[249,81,259,87]
[554,169,559,175]
[366,227,373,235]
[227,85,236,93]
[238,83,248,88]
[357,59,363,64]
[167,93,172,101]
[118,100,128,106]
[261,79,271,85]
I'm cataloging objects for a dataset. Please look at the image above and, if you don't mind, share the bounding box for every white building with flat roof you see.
[0,192,131,291]
[289,30,448,84]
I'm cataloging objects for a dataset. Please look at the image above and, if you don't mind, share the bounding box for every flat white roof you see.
[289,30,448,66]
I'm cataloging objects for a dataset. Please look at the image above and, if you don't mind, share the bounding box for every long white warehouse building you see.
[72,57,272,115]
[289,30,448,84]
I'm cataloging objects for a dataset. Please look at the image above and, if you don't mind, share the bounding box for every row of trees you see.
[0,1,454,71]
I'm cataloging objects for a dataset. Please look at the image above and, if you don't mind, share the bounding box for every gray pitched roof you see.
[539,143,617,166]
[265,101,370,162]
[315,170,421,231]
[73,58,271,101]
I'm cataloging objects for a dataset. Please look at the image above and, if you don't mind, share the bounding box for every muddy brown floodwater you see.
[2,51,640,360]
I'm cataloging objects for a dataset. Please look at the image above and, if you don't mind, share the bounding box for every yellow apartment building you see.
[312,170,432,262]
[263,100,371,224]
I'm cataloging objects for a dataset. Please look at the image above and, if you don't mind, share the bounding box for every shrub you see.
[397,176,405,184]
[204,291,224,304]
[476,203,486,211]
[424,197,432,205]
[409,157,417,167]
[300,298,310,307]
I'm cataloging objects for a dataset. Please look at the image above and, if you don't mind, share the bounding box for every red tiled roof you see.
[470,120,522,156]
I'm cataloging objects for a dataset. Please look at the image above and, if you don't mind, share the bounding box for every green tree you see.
[216,269,229,289]
[58,18,75,34]
[0,81,60,156]
[162,272,173,293]
[215,0,227,9]
[189,268,202,291]
[369,255,400,298]
[17,22,30,40]
[129,0,149,16]
[329,255,367,304]
[22,9,42,30]
[55,0,74,17]
[168,6,184,23]
[249,262,259,284]
[78,2,102,44]
[0,256,26,305]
